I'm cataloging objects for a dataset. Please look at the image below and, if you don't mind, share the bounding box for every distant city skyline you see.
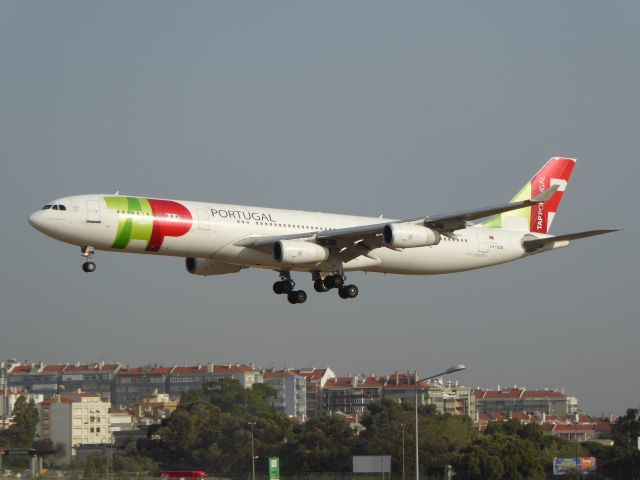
[1,2,637,416]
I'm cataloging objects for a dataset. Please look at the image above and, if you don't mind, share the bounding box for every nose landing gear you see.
[81,246,96,273]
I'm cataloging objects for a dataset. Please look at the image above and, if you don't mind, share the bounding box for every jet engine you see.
[186,258,243,276]
[383,223,441,248]
[273,240,330,264]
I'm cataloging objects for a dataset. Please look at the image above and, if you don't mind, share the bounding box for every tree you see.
[453,434,545,480]
[0,396,39,451]
[281,416,358,473]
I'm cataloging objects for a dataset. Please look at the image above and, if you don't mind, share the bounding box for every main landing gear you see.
[274,272,358,304]
[273,272,307,304]
[319,273,359,300]
[81,246,96,273]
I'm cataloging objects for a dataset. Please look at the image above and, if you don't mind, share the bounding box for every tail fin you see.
[482,157,576,234]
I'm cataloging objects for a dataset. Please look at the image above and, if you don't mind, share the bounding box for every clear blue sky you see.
[1,1,637,415]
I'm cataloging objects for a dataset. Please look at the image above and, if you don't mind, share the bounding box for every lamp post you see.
[400,423,406,480]
[414,365,466,480]
[248,421,256,480]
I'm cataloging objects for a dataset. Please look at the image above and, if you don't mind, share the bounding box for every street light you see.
[248,421,256,480]
[400,423,406,480]
[415,365,466,480]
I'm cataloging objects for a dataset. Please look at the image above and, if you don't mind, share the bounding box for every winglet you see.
[531,184,559,203]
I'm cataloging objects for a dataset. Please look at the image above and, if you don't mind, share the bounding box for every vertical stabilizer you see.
[482,157,576,234]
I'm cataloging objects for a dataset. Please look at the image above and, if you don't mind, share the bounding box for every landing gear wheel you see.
[273,279,294,295]
[288,290,307,304]
[82,261,96,273]
[338,284,358,299]
[332,274,344,289]
[323,276,335,289]
[345,284,358,298]
[314,280,329,292]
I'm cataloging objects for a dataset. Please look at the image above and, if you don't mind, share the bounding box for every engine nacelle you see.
[186,258,243,276]
[273,240,330,264]
[383,223,441,248]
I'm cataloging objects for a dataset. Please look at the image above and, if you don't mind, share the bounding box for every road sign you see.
[269,457,280,480]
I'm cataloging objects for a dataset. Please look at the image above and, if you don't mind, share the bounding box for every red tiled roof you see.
[10,366,34,374]
[42,365,66,372]
[522,390,566,398]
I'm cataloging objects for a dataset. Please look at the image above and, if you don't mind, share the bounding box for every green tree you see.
[453,434,545,480]
[0,396,39,449]
[281,416,358,473]
[83,453,107,477]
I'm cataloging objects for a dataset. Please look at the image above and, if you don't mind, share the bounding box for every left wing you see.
[234,186,559,254]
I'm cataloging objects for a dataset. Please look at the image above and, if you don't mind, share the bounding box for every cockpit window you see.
[42,205,52,210]
[52,205,59,210]
[58,205,67,211]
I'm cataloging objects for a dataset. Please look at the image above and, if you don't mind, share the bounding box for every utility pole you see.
[1,361,8,430]
[249,422,256,480]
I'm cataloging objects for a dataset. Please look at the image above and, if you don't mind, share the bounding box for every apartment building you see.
[114,367,173,406]
[60,363,122,403]
[168,364,262,399]
[293,368,336,418]
[38,392,111,464]
[8,364,64,397]
[322,375,385,416]
[474,387,578,416]
[263,370,307,419]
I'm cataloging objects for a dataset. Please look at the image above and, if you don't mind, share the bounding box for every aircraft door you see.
[197,209,210,231]
[86,200,101,223]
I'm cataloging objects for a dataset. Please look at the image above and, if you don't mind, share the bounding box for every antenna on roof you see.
[114,190,120,195]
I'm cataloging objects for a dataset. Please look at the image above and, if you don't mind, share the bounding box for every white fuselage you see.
[28,194,548,276]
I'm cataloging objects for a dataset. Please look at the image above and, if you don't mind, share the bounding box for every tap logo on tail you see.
[104,196,193,251]
[482,157,575,234]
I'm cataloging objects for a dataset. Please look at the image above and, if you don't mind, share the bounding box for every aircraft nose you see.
[28,210,45,231]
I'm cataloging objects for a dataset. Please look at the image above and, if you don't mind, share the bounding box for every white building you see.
[263,370,307,419]
[38,392,112,464]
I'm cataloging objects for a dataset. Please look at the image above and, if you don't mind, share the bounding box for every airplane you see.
[28,157,618,304]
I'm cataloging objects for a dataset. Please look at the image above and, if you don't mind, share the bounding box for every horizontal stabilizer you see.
[522,229,620,253]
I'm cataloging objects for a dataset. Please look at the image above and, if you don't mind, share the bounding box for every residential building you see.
[168,363,262,399]
[60,363,122,403]
[322,375,385,416]
[209,364,262,388]
[263,370,307,419]
[9,363,64,398]
[38,392,111,464]
[130,393,179,424]
[474,387,578,416]
[292,367,336,418]
[114,367,174,406]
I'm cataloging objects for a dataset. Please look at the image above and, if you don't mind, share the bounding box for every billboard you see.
[553,457,597,475]
[353,456,391,473]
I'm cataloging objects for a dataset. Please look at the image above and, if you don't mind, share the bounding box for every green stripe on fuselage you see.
[105,196,153,249]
